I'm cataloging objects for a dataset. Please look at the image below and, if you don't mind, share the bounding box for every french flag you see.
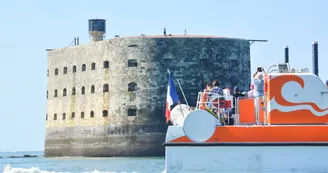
[165,73,180,124]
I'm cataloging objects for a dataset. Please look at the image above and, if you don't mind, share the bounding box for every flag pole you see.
[176,79,189,107]
[167,69,185,118]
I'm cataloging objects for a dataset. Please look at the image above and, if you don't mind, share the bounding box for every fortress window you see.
[62,113,66,120]
[128,82,137,91]
[230,59,239,67]
[71,112,75,118]
[128,59,138,67]
[81,112,85,119]
[72,87,76,96]
[200,59,208,66]
[55,68,58,76]
[73,66,77,73]
[81,86,85,95]
[54,114,57,120]
[128,108,137,116]
[82,64,86,72]
[164,59,173,65]
[91,85,95,94]
[103,61,109,69]
[54,89,58,97]
[63,88,67,97]
[90,111,94,118]
[103,110,108,117]
[63,67,67,74]
[103,84,109,92]
[128,44,138,47]
[91,63,96,70]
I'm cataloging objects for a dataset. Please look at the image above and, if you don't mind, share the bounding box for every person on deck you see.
[208,80,223,114]
[253,68,266,125]
[248,84,255,98]
[223,87,231,96]
[199,82,212,110]
[231,86,244,114]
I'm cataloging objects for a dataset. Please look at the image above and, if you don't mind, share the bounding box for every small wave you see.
[3,165,138,173]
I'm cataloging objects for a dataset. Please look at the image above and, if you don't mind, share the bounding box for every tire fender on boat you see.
[183,110,217,142]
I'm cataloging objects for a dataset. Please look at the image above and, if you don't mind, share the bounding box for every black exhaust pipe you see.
[312,41,318,76]
[284,46,289,63]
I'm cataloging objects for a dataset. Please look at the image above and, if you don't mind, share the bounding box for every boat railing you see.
[195,92,269,126]
[196,92,237,125]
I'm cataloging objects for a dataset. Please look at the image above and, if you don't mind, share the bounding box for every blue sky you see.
[0,0,327,152]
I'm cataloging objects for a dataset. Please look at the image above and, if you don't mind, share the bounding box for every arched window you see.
[82,64,86,72]
[47,70,49,76]
[72,87,76,96]
[54,89,58,97]
[62,113,66,120]
[91,62,96,70]
[54,113,57,120]
[128,59,138,67]
[73,65,76,73]
[128,108,137,116]
[46,114,48,121]
[103,110,108,117]
[63,67,67,74]
[81,86,85,95]
[71,112,75,118]
[47,91,48,98]
[103,84,109,92]
[90,111,94,118]
[91,85,95,94]
[63,88,67,96]
[81,112,85,119]
[103,61,109,68]
[128,82,137,91]
[55,68,58,75]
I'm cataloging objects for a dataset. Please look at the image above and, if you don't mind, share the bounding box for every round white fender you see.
[170,104,191,126]
[183,110,217,142]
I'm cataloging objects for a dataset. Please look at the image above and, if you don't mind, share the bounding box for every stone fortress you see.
[44,19,252,157]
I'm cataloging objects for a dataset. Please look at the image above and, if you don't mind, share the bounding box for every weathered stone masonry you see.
[45,35,251,157]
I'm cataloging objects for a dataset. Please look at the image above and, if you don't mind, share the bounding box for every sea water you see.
[0,151,164,173]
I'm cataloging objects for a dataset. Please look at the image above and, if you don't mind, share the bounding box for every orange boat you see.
[162,63,328,173]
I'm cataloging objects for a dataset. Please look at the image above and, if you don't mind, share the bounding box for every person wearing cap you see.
[253,68,267,125]
[231,86,244,115]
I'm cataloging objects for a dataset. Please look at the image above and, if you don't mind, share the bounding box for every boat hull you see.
[163,144,328,173]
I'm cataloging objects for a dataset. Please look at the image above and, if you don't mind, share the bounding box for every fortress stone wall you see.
[45,35,251,157]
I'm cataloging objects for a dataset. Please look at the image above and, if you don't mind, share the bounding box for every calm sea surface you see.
[0,151,164,173]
